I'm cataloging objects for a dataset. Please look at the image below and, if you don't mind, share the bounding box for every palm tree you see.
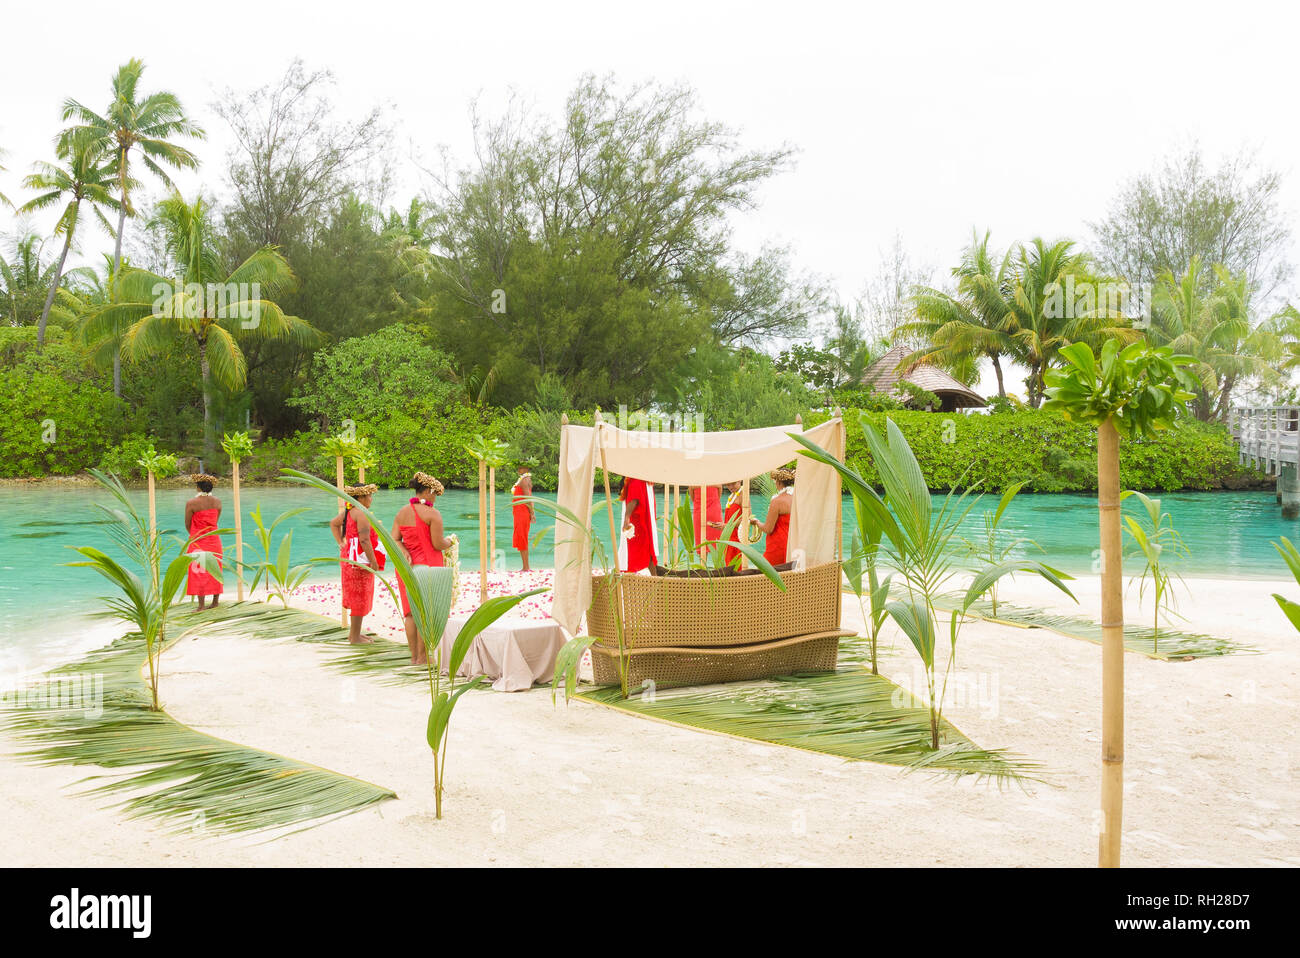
[905,231,1018,397]
[0,230,86,328]
[82,193,318,461]
[1148,258,1279,421]
[59,58,205,393]
[1007,238,1140,407]
[19,132,122,346]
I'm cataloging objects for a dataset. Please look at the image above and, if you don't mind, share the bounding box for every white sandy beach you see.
[2,573,1297,867]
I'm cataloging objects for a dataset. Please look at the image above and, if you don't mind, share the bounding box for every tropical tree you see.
[0,147,10,208]
[0,230,87,327]
[1121,490,1188,651]
[18,132,122,346]
[906,231,1018,397]
[1008,238,1138,407]
[82,194,317,460]
[59,58,205,394]
[1147,258,1280,421]
[1043,340,1195,868]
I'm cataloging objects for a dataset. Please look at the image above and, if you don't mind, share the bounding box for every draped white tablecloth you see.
[436,614,567,692]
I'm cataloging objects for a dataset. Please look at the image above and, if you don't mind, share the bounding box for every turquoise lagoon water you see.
[1,484,1294,675]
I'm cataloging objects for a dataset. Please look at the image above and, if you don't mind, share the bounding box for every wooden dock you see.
[1230,406,1299,518]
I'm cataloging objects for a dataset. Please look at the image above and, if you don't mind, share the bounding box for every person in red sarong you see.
[618,476,657,573]
[330,483,382,644]
[184,473,224,609]
[691,485,722,559]
[708,480,746,569]
[760,467,795,565]
[511,463,534,571]
[390,472,454,666]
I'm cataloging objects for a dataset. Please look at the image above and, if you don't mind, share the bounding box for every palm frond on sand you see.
[2,607,397,834]
[173,600,438,686]
[947,599,1250,660]
[576,666,1042,787]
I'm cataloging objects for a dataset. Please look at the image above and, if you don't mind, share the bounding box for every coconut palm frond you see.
[948,599,1249,659]
[1,623,395,834]
[577,668,1041,787]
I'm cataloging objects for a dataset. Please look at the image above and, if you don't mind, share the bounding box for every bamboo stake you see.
[594,412,629,697]
[336,455,346,627]
[147,470,157,542]
[1098,416,1124,868]
[489,465,497,570]
[740,478,751,570]
[233,461,245,601]
[478,459,488,604]
[834,409,844,563]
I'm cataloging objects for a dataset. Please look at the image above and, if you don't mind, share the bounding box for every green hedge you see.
[812,409,1262,493]
[0,330,130,477]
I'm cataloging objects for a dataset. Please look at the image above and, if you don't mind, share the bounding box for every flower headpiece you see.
[412,471,444,496]
[191,473,219,485]
[345,483,378,497]
[770,467,795,485]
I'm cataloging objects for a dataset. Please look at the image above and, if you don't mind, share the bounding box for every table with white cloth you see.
[434,614,567,692]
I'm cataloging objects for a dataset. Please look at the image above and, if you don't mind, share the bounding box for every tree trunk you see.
[111,172,128,398]
[199,338,214,465]
[991,353,1006,398]
[1098,417,1124,868]
[36,227,74,348]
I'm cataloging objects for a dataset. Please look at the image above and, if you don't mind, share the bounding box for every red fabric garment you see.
[691,486,722,557]
[764,508,790,565]
[397,505,445,617]
[722,498,743,568]
[340,510,378,616]
[622,477,657,573]
[186,507,223,596]
[511,479,531,550]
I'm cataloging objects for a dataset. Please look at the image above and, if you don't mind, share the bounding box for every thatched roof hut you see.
[858,345,987,412]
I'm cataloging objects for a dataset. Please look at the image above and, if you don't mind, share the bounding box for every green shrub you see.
[0,336,130,477]
[98,435,164,479]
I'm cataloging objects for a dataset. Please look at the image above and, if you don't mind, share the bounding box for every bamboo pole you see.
[594,412,629,696]
[336,455,346,626]
[233,461,245,601]
[478,459,488,604]
[1098,416,1124,868]
[147,470,157,542]
[837,408,847,561]
[489,465,497,570]
[740,478,751,570]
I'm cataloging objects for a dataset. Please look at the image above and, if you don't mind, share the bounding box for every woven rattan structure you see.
[585,562,849,688]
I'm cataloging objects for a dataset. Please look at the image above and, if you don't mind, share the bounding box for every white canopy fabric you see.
[551,417,845,634]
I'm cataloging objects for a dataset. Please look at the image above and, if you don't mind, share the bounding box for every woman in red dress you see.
[330,483,382,644]
[511,463,534,571]
[760,467,795,565]
[390,472,455,666]
[184,474,224,609]
[618,476,657,573]
[708,480,746,569]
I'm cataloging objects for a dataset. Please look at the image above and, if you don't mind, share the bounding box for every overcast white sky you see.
[2,0,1297,396]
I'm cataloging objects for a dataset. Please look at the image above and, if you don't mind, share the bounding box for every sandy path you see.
[2,574,1297,867]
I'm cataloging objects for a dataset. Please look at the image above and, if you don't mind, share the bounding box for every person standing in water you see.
[760,467,794,565]
[184,474,224,610]
[391,472,455,666]
[330,483,383,644]
[511,463,534,571]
